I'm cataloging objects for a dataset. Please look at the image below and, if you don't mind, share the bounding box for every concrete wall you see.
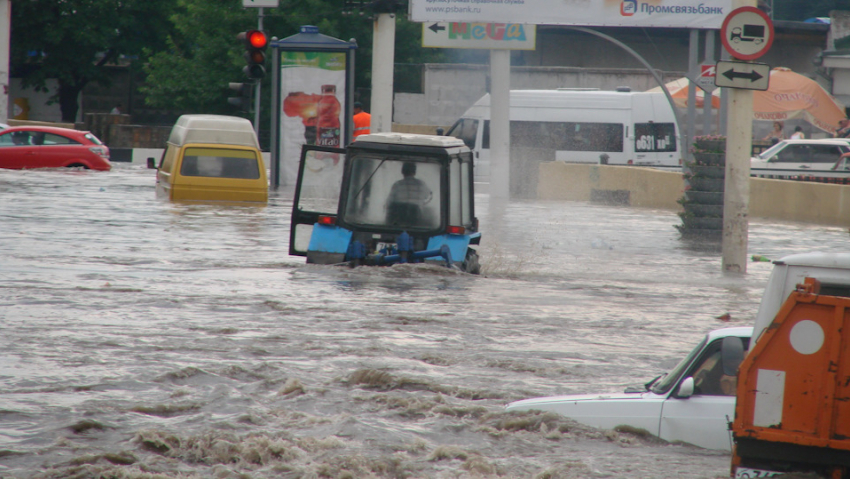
[537,162,684,211]
[537,162,850,227]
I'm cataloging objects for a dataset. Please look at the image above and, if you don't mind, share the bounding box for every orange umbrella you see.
[648,68,847,134]
[752,67,846,134]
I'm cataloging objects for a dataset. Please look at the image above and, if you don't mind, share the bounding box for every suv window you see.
[774,145,810,163]
[810,145,845,164]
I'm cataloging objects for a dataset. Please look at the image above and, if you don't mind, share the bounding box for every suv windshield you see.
[758,141,787,160]
[650,336,707,395]
[343,155,442,231]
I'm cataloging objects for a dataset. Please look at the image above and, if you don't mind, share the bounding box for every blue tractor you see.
[289,132,481,273]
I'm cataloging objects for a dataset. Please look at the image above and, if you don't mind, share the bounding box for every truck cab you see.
[289,132,481,273]
[731,253,850,479]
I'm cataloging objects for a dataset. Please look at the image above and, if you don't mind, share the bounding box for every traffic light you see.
[228,82,253,112]
[238,30,268,80]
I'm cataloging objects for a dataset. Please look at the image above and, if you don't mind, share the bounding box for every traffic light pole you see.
[254,8,264,137]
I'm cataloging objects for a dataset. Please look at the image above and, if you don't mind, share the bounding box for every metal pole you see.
[370,13,395,133]
[722,0,756,274]
[254,7,263,137]
[270,38,279,189]
[702,31,715,135]
[687,29,698,159]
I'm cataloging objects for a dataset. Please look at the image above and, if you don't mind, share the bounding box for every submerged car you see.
[0,126,111,170]
[750,138,850,173]
[506,326,752,451]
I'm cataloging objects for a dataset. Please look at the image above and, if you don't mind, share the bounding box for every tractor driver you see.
[385,161,432,226]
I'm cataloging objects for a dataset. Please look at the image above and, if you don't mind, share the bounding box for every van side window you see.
[510,121,624,153]
[446,119,478,150]
[634,123,677,152]
[180,147,260,179]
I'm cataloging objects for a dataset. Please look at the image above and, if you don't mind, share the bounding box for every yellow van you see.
[149,115,268,203]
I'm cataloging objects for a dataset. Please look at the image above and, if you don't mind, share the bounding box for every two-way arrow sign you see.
[714,60,770,91]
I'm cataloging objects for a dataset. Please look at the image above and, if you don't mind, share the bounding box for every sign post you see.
[718,4,773,274]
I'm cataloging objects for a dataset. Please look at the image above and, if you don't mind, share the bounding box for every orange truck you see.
[731,253,850,478]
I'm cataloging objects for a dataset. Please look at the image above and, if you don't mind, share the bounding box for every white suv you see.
[751,138,850,172]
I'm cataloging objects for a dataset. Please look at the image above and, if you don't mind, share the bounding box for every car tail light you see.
[446,225,465,235]
[89,146,110,159]
[318,215,336,225]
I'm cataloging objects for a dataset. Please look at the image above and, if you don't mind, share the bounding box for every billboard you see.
[279,51,347,186]
[409,0,732,30]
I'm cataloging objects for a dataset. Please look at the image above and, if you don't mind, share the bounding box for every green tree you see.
[140,0,445,116]
[10,0,175,122]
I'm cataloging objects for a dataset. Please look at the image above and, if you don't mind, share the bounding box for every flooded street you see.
[2,163,849,478]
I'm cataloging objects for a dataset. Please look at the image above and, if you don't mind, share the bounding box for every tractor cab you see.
[289,132,481,273]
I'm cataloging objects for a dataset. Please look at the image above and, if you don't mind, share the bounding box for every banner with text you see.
[410,0,732,29]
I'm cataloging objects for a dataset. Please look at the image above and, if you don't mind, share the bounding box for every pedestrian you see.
[353,101,371,138]
[789,126,805,139]
[110,103,122,115]
[762,121,784,143]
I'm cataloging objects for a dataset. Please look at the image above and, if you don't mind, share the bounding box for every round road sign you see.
[721,7,774,61]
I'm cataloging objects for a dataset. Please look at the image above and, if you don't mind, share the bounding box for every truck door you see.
[289,145,346,256]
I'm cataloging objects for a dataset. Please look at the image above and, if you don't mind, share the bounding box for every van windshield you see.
[447,118,478,150]
[181,147,260,179]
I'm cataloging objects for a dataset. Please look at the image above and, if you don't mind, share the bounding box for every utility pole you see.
[371,12,395,133]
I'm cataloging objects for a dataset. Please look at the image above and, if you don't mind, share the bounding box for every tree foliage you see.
[140,0,446,116]
[10,0,175,122]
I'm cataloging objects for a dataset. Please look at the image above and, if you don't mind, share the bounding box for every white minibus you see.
[446,89,682,182]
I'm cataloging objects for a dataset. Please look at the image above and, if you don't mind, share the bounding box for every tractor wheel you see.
[462,249,480,275]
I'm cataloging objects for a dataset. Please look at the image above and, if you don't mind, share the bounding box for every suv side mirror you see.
[147,157,157,169]
[676,377,694,398]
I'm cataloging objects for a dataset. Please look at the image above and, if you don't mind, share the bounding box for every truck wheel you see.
[463,249,480,275]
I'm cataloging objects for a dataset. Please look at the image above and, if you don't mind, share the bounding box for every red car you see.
[0,126,111,170]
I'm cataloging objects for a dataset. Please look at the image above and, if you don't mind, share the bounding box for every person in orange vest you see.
[353,102,371,138]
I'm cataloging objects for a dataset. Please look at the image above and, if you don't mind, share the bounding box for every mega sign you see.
[423,22,536,49]
[410,0,732,29]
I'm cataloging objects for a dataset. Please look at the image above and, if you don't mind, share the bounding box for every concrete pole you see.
[0,0,10,122]
[370,13,395,133]
[489,49,510,199]
[722,0,756,274]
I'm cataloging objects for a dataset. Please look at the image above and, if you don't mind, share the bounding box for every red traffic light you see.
[237,30,268,80]
[239,30,267,50]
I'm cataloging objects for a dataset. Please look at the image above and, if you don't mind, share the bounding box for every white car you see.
[751,139,850,172]
[506,327,752,451]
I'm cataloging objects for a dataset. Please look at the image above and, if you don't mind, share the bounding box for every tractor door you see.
[289,145,346,256]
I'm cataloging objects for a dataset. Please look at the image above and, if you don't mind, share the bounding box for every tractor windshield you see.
[343,155,442,231]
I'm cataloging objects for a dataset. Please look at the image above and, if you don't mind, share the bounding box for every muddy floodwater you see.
[2,164,849,478]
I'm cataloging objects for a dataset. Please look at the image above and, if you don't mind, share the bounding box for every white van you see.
[446,89,682,182]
